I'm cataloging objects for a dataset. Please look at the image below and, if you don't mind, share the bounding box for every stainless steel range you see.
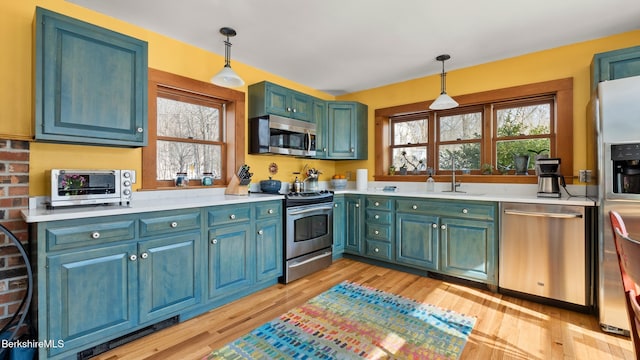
[280,190,334,283]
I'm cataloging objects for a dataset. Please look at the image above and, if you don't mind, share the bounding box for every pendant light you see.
[429,54,458,110]
[211,27,245,87]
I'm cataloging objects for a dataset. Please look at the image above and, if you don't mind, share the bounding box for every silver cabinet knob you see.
[334,203,339,208]
[170,221,178,228]
[211,238,218,245]
[374,230,379,235]
[129,254,137,261]
[355,203,360,208]
[441,224,447,230]
[292,108,297,113]
[432,223,438,228]
[412,205,418,210]
[374,214,380,220]
[140,252,149,259]
[91,231,100,239]
[268,209,274,214]
[350,147,355,153]
[374,247,379,253]
[287,107,292,112]
[462,208,469,214]
[374,201,380,207]
[230,214,236,220]
[323,148,328,152]
[258,229,264,235]
[137,127,144,133]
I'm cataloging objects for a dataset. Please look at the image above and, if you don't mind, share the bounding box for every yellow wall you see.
[2,1,639,195]
[337,31,640,180]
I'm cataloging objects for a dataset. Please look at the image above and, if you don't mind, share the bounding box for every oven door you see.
[286,203,333,260]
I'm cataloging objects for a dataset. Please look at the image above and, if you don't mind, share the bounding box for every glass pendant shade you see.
[429,93,459,110]
[429,54,458,110]
[211,27,244,88]
[211,65,244,87]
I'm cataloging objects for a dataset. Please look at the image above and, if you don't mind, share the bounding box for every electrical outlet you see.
[579,169,592,183]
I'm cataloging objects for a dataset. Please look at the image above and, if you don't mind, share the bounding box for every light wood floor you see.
[94,258,634,360]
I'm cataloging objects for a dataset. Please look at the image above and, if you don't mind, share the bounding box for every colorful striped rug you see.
[206,281,476,359]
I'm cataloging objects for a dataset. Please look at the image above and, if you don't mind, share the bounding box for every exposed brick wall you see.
[0,140,30,330]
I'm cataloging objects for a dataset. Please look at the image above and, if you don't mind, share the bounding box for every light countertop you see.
[22,181,596,223]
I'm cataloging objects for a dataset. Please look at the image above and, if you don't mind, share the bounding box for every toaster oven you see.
[49,169,135,208]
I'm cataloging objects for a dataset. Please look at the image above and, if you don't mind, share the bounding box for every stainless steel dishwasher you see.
[499,202,589,306]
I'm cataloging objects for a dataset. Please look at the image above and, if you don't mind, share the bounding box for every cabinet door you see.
[47,243,137,356]
[327,102,367,159]
[313,99,328,158]
[332,196,346,259]
[395,213,439,270]
[208,223,252,301]
[591,46,640,92]
[327,102,357,159]
[264,82,291,117]
[289,91,312,121]
[440,217,496,284]
[35,8,147,147]
[255,217,283,281]
[138,232,201,323]
[344,196,363,254]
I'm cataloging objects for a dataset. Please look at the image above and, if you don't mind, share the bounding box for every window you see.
[390,117,428,173]
[374,78,573,183]
[494,97,553,173]
[143,68,245,189]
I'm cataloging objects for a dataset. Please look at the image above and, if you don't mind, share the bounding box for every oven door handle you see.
[288,206,333,215]
[289,251,332,269]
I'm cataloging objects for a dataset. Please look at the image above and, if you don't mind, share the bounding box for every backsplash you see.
[0,139,30,329]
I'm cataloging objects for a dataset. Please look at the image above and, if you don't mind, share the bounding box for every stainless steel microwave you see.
[49,169,135,208]
[249,115,316,157]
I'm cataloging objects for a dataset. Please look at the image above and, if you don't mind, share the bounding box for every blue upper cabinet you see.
[248,81,313,122]
[591,45,640,93]
[34,7,148,147]
[326,101,368,160]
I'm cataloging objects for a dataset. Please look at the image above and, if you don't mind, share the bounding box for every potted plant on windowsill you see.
[481,163,494,175]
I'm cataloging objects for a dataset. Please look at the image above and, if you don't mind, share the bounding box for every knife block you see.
[225,175,249,195]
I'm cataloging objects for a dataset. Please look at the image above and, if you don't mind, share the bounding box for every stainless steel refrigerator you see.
[595,75,640,335]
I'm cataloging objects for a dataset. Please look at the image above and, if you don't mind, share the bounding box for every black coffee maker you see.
[536,158,565,198]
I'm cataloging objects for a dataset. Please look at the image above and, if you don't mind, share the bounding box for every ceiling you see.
[67,0,640,95]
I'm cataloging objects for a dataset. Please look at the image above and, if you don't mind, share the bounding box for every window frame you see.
[143,68,245,189]
[374,78,573,184]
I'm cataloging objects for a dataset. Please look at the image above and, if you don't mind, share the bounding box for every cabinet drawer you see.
[139,210,201,237]
[46,218,136,251]
[255,201,282,220]
[208,205,251,227]
[365,209,392,224]
[396,199,496,221]
[365,240,391,261]
[365,223,391,242]
[366,197,392,210]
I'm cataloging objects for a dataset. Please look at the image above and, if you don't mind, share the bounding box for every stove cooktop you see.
[284,190,333,207]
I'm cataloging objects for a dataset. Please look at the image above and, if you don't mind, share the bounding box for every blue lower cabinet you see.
[332,195,346,259]
[46,243,137,357]
[256,217,283,281]
[207,223,252,301]
[344,195,364,254]
[138,232,201,323]
[440,217,496,284]
[395,213,439,270]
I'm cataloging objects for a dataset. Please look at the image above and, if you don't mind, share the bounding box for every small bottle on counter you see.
[426,169,435,192]
[175,172,189,187]
[201,172,213,186]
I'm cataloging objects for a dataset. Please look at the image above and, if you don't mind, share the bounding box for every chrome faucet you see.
[449,152,462,192]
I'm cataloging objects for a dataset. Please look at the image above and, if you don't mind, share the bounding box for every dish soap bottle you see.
[426,169,435,192]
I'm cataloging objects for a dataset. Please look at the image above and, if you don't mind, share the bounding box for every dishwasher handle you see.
[503,209,583,219]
